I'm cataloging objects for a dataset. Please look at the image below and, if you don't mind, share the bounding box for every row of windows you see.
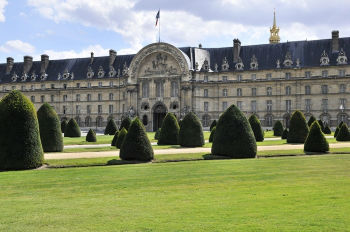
[62,104,116,115]
[30,92,127,103]
[142,81,179,98]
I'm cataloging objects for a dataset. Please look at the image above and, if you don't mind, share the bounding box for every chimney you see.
[90,52,94,65]
[40,54,49,73]
[198,43,202,48]
[6,57,14,74]
[109,49,117,67]
[23,56,33,74]
[332,30,339,53]
[233,39,241,63]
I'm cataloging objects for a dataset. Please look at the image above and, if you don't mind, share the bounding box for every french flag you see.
[155,10,160,26]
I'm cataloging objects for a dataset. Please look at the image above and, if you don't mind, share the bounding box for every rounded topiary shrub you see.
[304,121,329,153]
[273,120,284,136]
[154,128,161,140]
[86,129,97,142]
[64,118,81,137]
[248,114,264,142]
[37,103,63,152]
[61,120,67,133]
[282,129,289,139]
[307,116,316,127]
[334,121,344,138]
[209,126,216,143]
[0,90,44,170]
[211,104,257,158]
[120,118,154,161]
[318,120,325,132]
[336,123,350,141]
[116,128,127,149]
[178,112,205,147]
[111,130,119,146]
[119,117,131,131]
[104,118,118,135]
[210,120,217,131]
[158,113,180,145]
[323,125,331,134]
[287,111,309,143]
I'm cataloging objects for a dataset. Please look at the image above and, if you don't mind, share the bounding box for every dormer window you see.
[12,73,18,82]
[235,57,244,71]
[40,72,47,81]
[202,59,210,71]
[283,52,293,68]
[221,57,229,71]
[320,50,330,66]
[21,73,28,82]
[62,69,70,80]
[87,66,94,79]
[250,55,258,70]
[109,66,116,77]
[337,48,348,65]
[97,66,105,78]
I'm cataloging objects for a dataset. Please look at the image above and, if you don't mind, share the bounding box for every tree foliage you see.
[210,120,217,131]
[304,121,329,153]
[273,120,284,136]
[61,120,67,133]
[209,126,216,143]
[116,128,127,149]
[111,130,119,146]
[178,112,205,147]
[336,123,350,141]
[119,117,131,131]
[158,113,180,145]
[307,116,316,127]
[248,114,264,142]
[64,118,81,137]
[86,129,97,142]
[282,129,289,139]
[287,111,309,143]
[104,118,118,135]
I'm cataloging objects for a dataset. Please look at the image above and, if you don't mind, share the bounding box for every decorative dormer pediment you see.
[86,66,94,79]
[250,54,258,70]
[235,57,244,71]
[97,66,105,78]
[12,73,18,82]
[109,66,116,77]
[337,48,348,65]
[320,50,330,66]
[283,51,293,67]
[62,69,70,80]
[21,72,28,82]
[202,59,210,71]
[221,57,229,71]
[40,72,47,81]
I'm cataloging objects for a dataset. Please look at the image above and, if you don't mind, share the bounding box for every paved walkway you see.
[45,142,350,160]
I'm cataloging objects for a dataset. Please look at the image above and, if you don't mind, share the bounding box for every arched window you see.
[96,116,103,127]
[85,117,91,127]
[285,86,291,95]
[265,114,273,127]
[202,114,210,127]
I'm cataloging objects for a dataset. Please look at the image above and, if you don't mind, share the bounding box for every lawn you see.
[1,154,350,231]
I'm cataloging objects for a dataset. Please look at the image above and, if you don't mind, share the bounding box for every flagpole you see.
[158,9,160,43]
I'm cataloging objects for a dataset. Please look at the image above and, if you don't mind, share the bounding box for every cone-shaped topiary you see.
[154,128,161,140]
[304,121,329,153]
[211,104,257,158]
[120,118,154,161]
[178,112,205,147]
[210,120,217,131]
[248,114,264,142]
[158,113,180,145]
[119,117,131,131]
[104,118,118,135]
[307,116,316,127]
[61,120,67,133]
[273,120,284,136]
[282,129,289,139]
[318,120,324,132]
[209,126,216,142]
[0,90,44,170]
[336,123,350,141]
[334,121,344,138]
[287,111,309,143]
[86,129,97,142]
[116,128,127,149]
[64,118,81,137]
[37,103,63,152]
[111,130,119,146]
[323,125,331,134]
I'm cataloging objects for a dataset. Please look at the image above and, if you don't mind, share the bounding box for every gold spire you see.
[269,9,280,44]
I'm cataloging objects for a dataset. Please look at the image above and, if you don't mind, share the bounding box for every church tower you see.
[269,10,280,44]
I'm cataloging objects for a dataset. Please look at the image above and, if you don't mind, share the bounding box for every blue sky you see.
[0,0,349,62]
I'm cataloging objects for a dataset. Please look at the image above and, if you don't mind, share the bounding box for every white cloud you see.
[0,40,35,53]
[0,0,7,22]
[41,44,110,60]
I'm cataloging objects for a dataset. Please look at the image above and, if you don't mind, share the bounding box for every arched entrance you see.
[153,102,167,131]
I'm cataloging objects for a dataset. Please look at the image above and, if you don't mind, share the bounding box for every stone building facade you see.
[0,24,349,131]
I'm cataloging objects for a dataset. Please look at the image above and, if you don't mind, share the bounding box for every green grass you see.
[1,154,350,231]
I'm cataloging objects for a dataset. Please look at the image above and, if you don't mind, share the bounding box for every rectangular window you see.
[76,94,80,102]
[204,89,208,97]
[204,102,209,112]
[98,93,102,101]
[204,76,208,82]
[31,96,35,102]
[251,74,256,81]
[31,85,34,90]
[340,98,346,110]
[156,81,164,97]
[285,72,291,80]
[322,99,328,111]
[87,82,91,88]
[63,84,67,89]
[322,70,328,78]
[41,95,45,103]
[142,82,149,98]
[305,71,311,78]
[109,93,114,100]
[340,84,346,93]
[266,100,272,112]
[63,95,67,102]
[252,88,257,96]
[41,84,46,90]
[266,73,272,80]
[237,101,243,110]
[222,89,228,97]
[305,99,311,112]
[87,94,91,102]
[305,85,311,95]
[51,84,55,89]
[98,105,102,114]
[21,85,25,91]
[267,87,272,96]
[76,105,81,114]
[87,105,91,114]
[237,88,242,96]
[237,75,242,82]
[222,76,228,82]
[50,95,54,102]
[286,100,292,112]
[321,85,328,94]
[98,82,102,87]
[251,100,257,112]
[109,81,113,87]
[12,86,16,90]
[222,101,228,111]
[339,69,346,77]
[109,105,114,114]
[63,106,66,114]
[171,81,179,97]
[76,83,80,88]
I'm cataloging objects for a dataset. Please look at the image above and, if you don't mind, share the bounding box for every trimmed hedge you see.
[119,117,131,131]
[0,90,44,170]
[158,113,180,145]
[273,120,284,136]
[37,103,63,152]
[154,128,161,140]
[64,118,81,137]
[318,120,325,132]
[86,129,97,142]
[323,125,331,134]
[211,104,257,158]
[336,123,350,141]
[248,115,264,142]
[104,118,118,135]
[120,118,154,161]
[116,128,127,149]
[178,112,205,147]
[307,115,316,127]
[282,129,289,139]
[210,120,217,131]
[334,121,344,138]
[304,121,329,153]
[287,111,309,143]
[111,130,119,146]
[209,126,216,142]
[61,120,67,133]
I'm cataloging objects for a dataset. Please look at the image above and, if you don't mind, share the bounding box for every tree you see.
[120,118,154,161]
[178,112,205,147]
[323,125,331,134]
[154,128,161,140]
[287,111,309,143]
[37,103,63,152]
[86,129,97,142]
[248,115,264,142]
[209,126,216,142]
[111,130,119,146]
[307,115,316,127]
[211,104,257,158]
[119,117,131,131]
[336,123,350,141]
[317,120,325,132]
[104,118,118,135]
[210,120,217,131]
[0,90,44,170]
[304,121,329,153]
[61,120,67,133]
[64,118,81,137]
[116,128,127,149]
[334,121,344,138]
[158,113,180,145]
[282,129,289,139]
[273,120,284,136]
